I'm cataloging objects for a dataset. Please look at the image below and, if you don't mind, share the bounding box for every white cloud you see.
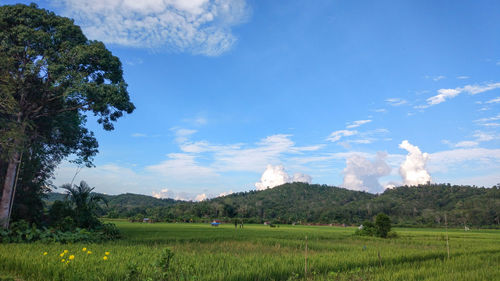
[385,98,407,106]
[475,113,500,123]
[194,193,207,201]
[327,130,357,142]
[152,188,173,199]
[432,75,446,81]
[346,119,372,129]
[131,133,147,137]
[218,190,233,197]
[424,82,500,107]
[173,128,197,143]
[146,153,219,182]
[454,141,479,148]
[292,173,312,183]
[486,97,500,104]
[255,164,312,190]
[212,134,322,172]
[341,152,391,193]
[53,0,250,56]
[426,88,461,106]
[399,140,431,186]
[428,148,500,174]
[457,76,470,80]
[152,189,211,201]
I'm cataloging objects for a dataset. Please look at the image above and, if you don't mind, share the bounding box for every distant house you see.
[143,218,152,223]
[211,220,221,227]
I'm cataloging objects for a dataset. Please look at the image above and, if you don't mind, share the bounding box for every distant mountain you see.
[44,183,499,227]
[45,192,179,217]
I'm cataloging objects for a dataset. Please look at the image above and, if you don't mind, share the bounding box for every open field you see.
[0,222,499,281]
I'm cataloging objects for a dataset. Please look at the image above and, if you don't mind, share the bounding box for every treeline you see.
[47,183,500,227]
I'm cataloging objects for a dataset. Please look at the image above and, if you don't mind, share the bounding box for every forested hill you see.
[45,192,179,217]
[46,183,499,227]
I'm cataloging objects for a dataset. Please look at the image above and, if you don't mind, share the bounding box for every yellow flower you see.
[60,253,65,257]
[105,251,110,255]
[87,251,92,254]
[102,256,108,261]
[43,252,48,256]
[69,255,75,260]
[61,259,65,262]
[63,250,68,254]
[82,247,87,251]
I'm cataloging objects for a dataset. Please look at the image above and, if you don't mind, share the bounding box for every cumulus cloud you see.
[424,82,500,107]
[53,0,250,56]
[399,140,431,186]
[194,193,207,201]
[255,164,312,190]
[218,190,234,197]
[152,188,211,201]
[152,188,174,199]
[342,152,391,192]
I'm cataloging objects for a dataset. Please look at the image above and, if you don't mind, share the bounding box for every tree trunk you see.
[0,150,20,229]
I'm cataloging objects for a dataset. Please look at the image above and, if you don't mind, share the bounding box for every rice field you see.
[0,221,499,281]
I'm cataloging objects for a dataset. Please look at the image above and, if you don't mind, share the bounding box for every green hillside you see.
[45,183,499,227]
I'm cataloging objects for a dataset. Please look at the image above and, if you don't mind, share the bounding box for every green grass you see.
[0,222,499,280]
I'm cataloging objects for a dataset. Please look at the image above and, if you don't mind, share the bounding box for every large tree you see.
[0,3,135,228]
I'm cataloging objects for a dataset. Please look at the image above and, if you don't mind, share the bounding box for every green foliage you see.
[61,181,107,229]
[0,2,134,227]
[156,248,175,280]
[0,220,119,244]
[356,213,393,238]
[58,183,499,227]
[375,213,391,238]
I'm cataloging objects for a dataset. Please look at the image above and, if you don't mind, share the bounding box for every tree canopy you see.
[0,3,134,228]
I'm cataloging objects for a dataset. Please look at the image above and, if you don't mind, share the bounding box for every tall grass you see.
[0,222,498,280]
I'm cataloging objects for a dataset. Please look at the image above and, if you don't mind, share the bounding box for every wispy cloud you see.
[486,97,500,104]
[53,0,251,56]
[327,130,357,142]
[131,133,147,137]
[422,82,500,107]
[385,98,407,106]
[457,76,470,80]
[346,119,372,129]
[426,75,446,82]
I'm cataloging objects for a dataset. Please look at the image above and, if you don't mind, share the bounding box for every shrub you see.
[355,213,394,238]
[375,213,391,238]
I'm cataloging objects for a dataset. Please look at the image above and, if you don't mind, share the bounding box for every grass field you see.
[0,221,499,280]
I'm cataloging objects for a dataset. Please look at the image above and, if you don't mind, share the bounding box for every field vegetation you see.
[0,222,498,281]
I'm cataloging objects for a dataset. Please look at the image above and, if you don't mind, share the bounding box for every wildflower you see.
[105,251,110,255]
[87,251,92,255]
[102,256,108,261]
[43,252,48,256]
[82,247,87,252]
[60,253,65,257]
[61,259,65,262]
[69,255,75,260]
[63,250,68,254]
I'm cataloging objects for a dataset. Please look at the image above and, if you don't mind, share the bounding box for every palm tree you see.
[61,181,107,229]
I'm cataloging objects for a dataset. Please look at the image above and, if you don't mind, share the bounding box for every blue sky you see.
[5,0,500,199]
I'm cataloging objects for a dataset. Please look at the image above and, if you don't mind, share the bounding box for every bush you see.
[355,213,394,239]
[0,220,120,243]
[375,213,391,238]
